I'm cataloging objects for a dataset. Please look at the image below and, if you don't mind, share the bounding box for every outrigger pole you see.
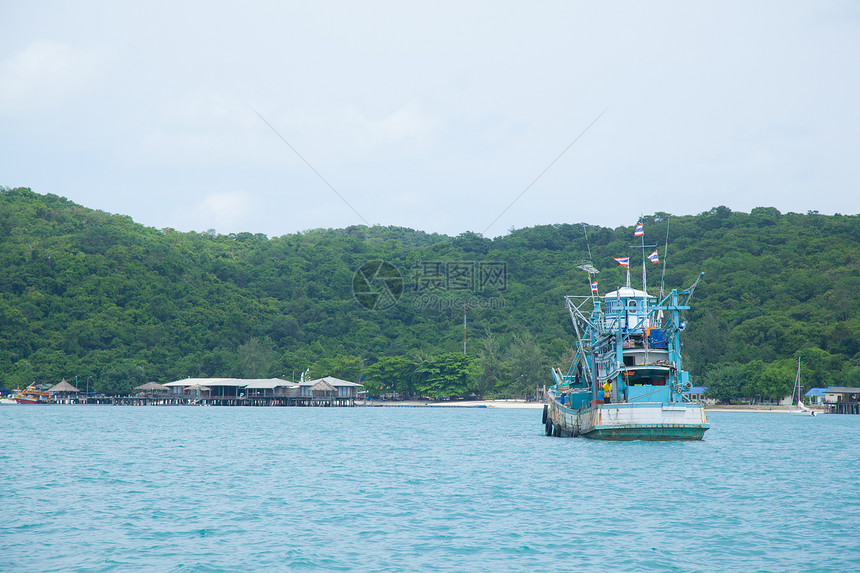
[580,223,599,303]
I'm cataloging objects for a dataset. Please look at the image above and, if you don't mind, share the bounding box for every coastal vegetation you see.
[2,187,859,402]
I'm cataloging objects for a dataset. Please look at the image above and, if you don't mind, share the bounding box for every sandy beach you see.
[362,399,544,409]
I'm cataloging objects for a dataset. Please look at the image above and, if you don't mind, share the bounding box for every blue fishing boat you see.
[542,222,710,440]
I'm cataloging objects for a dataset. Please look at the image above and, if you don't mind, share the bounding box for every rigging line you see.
[272,406,313,442]
[254,108,370,226]
[481,108,608,235]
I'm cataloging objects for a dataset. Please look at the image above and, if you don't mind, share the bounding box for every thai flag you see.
[614,257,629,267]
[648,250,659,263]
[591,280,598,292]
[634,222,644,237]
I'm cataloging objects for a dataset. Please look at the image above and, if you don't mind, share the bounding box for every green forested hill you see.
[2,187,858,400]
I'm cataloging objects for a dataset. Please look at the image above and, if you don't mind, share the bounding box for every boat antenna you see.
[659,215,670,299]
[639,216,647,294]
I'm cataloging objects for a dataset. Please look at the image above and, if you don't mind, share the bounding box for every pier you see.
[33,376,363,407]
[49,394,356,406]
[824,387,860,415]
[111,395,356,407]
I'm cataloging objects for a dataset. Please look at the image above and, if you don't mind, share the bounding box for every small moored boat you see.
[789,357,816,416]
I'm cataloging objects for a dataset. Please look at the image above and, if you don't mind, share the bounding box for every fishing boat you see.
[789,357,815,416]
[12,385,51,404]
[542,220,710,440]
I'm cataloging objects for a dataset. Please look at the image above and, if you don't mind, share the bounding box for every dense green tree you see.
[237,336,277,378]
[6,360,35,390]
[94,360,147,396]
[363,355,415,396]
[474,331,505,398]
[505,332,547,397]
[701,362,746,403]
[1,186,859,402]
[747,360,795,402]
[309,354,365,382]
[415,353,477,399]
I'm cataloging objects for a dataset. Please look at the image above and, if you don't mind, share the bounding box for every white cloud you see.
[348,103,437,147]
[3,2,859,237]
[0,41,103,111]
[190,190,259,232]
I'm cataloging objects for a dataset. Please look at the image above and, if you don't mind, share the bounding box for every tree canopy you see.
[2,187,858,400]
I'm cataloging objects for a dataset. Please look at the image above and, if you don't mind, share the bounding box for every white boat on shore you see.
[789,357,815,416]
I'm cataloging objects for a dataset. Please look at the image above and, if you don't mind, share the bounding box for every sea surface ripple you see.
[1,406,858,572]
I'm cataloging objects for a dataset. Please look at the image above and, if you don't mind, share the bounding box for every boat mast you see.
[640,226,647,295]
[659,216,670,299]
[793,356,802,406]
[631,219,654,294]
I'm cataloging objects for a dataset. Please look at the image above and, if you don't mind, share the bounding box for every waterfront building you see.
[824,387,860,415]
[158,377,363,407]
[300,377,364,399]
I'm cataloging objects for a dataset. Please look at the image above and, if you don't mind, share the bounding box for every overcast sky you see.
[2,1,858,237]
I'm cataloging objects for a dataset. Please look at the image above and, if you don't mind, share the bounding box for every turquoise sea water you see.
[2,406,858,572]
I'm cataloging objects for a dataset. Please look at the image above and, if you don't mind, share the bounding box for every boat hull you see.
[546,395,709,441]
[585,425,708,441]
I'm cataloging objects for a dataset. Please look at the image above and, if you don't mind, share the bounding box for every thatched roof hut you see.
[300,377,363,398]
[134,381,169,392]
[309,379,336,397]
[49,379,79,393]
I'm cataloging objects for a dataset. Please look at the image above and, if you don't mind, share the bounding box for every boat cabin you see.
[603,287,658,333]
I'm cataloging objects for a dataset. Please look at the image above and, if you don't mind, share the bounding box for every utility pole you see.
[463,300,467,355]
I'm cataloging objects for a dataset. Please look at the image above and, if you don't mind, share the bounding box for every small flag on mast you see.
[614,257,630,267]
[648,250,659,263]
[591,280,598,292]
[634,222,644,237]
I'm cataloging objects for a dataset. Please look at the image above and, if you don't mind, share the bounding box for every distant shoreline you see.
[704,404,825,413]
[3,400,824,413]
[361,401,825,413]
[362,399,543,409]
